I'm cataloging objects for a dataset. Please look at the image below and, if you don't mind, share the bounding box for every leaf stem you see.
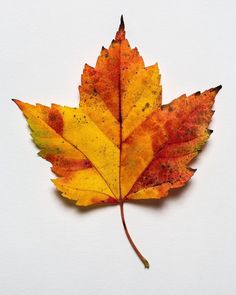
[119,202,150,269]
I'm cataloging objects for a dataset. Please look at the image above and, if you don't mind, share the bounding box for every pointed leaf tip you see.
[119,15,125,31]
[12,98,20,106]
[12,99,25,111]
[211,85,222,93]
[208,129,213,135]
[115,15,126,41]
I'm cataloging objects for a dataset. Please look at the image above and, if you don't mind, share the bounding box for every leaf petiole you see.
[119,202,150,269]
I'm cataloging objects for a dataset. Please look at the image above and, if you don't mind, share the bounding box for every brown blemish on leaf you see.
[48,108,64,135]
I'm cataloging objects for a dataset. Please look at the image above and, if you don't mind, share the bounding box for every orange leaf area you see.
[14,16,221,268]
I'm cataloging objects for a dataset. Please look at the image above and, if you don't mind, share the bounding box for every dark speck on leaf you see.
[168,105,173,112]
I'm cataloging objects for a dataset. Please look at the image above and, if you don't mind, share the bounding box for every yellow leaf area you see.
[14,18,221,208]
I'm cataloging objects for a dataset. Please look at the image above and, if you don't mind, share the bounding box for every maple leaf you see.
[13,16,222,268]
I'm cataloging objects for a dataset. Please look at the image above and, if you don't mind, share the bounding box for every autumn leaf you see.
[13,16,221,268]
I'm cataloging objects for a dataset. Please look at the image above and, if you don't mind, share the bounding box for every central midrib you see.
[118,40,123,202]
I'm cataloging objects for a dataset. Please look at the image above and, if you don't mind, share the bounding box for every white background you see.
[1,0,236,294]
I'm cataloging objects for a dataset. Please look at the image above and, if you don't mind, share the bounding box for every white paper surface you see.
[1,0,236,294]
